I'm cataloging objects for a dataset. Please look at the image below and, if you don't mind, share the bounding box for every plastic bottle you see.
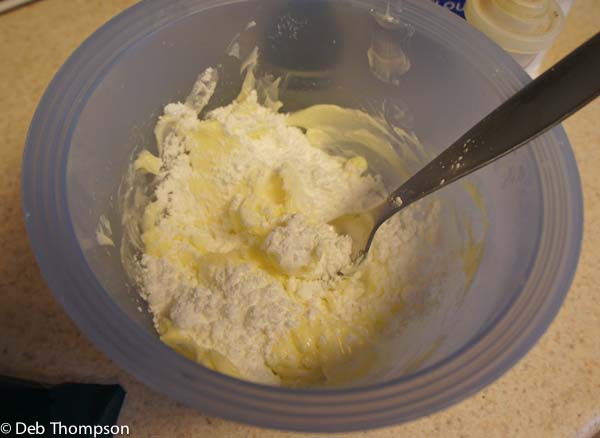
[464,0,566,69]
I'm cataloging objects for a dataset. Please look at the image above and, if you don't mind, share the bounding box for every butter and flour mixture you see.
[128,57,483,386]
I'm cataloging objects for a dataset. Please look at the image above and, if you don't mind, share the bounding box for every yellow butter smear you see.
[128,50,485,387]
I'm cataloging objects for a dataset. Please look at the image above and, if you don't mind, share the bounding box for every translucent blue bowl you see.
[22,0,582,431]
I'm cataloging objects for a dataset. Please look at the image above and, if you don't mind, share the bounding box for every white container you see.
[465,0,565,68]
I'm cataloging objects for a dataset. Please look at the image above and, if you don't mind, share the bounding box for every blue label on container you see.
[431,0,466,18]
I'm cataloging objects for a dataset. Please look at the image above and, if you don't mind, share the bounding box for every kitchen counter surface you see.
[1,1,598,436]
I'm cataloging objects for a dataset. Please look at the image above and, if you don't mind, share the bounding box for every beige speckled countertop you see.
[1,1,599,437]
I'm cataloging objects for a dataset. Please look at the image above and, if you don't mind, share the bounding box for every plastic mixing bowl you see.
[22,0,582,432]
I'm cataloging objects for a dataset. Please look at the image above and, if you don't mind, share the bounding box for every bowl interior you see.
[66,0,544,379]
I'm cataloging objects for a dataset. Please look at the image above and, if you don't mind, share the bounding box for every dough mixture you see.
[129,55,480,386]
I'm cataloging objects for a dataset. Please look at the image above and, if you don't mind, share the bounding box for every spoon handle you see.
[389,32,600,213]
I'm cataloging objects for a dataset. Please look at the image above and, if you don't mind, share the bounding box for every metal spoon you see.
[331,32,600,262]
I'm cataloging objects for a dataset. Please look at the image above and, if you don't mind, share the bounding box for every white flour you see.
[263,214,353,279]
[130,64,479,386]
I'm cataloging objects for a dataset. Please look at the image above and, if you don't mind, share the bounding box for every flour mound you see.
[263,213,352,279]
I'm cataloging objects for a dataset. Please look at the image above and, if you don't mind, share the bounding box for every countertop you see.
[1,1,598,437]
